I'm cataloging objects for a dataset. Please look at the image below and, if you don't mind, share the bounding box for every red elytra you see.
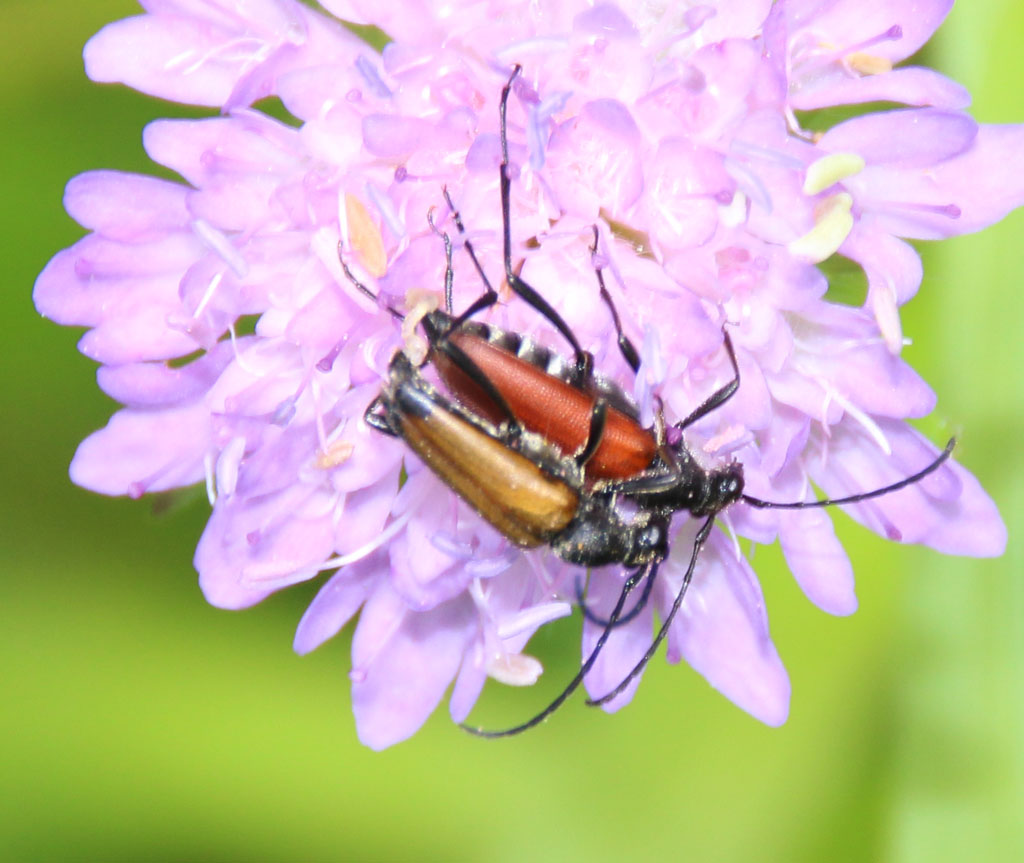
[434,330,658,481]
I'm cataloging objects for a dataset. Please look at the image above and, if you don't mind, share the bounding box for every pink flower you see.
[35,0,1014,748]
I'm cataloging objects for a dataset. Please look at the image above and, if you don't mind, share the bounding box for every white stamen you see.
[215,436,247,497]
[306,478,433,574]
[870,281,903,355]
[486,652,544,686]
[718,190,748,228]
[227,323,261,376]
[821,385,892,455]
[192,218,248,278]
[497,601,573,639]
[203,451,217,505]
[401,291,439,364]
[720,509,743,562]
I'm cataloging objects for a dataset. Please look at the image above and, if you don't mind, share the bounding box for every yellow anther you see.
[316,440,355,469]
[401,290,440,365]
[803,152,866,195]
[788,193,854,263]
[847,52,893,76]
[344,194,387,277]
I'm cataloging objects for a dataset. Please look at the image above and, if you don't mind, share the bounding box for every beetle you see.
[345,220,956,736]
[343,65,958,735]
[364,348,672,734]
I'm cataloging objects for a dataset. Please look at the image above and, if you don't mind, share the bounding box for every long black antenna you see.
[337,241,405,321]
[742,437,956,510]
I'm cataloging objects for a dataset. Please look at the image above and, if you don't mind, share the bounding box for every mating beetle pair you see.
[345,66,955,736]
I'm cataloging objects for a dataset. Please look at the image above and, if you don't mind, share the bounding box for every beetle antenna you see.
[741,437,956,510]
[462,560,656,738]
[426,206,457,314]
[574,567,657,628]
[337,241,404,322]
[590,225,641,373]
[586,515,715,708]
[439,187,501,321]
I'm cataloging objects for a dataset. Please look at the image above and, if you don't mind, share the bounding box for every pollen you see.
[803,153,865,195]
[846,52,893,76]
[316,440,355,469]
[401,290,440,364]
[486,652,544,686]
[344,193,388,277]
[787,193,854,262]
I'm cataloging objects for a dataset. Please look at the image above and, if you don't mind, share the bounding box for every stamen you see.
[847,53,893,75]
[315,440,354,469]
[365,181,405,242]
[309,377,327,453]
[203,451,217,505]
[497,601,573,639]
[343,194,388,277]
[191,218,248,278]
[803,153,866,195]
[805,25,904,74]
[820,385,891,456]
[215,436,247,497]
[431,531,475,561]
[486,652,544,686]
[271,396,296,426]
[355,55,392,98]
[191,270,224,320]
[788,193,854,262]
[308,478,433,574]
[308,510,415,574]
[401,291,439,364]
[870,281,903,355]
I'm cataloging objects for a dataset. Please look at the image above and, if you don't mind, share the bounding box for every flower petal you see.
[351,582,475,749]
[666,530,791,726]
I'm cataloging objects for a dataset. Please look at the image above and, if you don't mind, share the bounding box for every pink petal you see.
[580,569,656,712]
[813,421,1007,557]
[293,553,383,654]
[85,15,244,107]
[779,508,857,616]
[793,0,954,63]
[96,343,233,407]
[351,582,475,749]
[665,530,791,726]
[792,66,970,112]
[63,171,190,241]
[546,99,644,220]
[70,403,210,496]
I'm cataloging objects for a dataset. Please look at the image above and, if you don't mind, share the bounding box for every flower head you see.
[35,0,1015,748]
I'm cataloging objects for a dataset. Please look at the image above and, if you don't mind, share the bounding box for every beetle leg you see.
[586,514,715,707]
[573,399,608,468]
[574,564,658,628]
[462,558,654,738]
[674,329,740,432]
[363,395,398,436]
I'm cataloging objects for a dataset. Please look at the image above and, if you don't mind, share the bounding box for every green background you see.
[3,2,1022,860]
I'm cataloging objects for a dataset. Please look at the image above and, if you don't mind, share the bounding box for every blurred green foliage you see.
[2,2,1021,861]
